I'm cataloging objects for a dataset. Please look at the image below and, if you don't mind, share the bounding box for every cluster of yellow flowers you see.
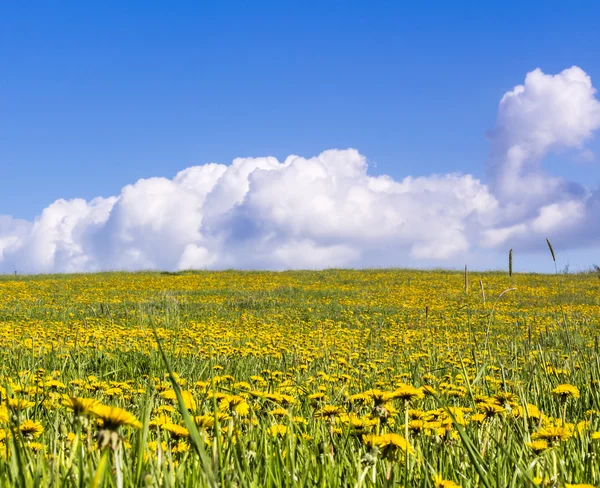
[0,269,598,486]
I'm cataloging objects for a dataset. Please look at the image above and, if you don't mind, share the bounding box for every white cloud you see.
[483,66,600,250]
[489,66,600,207]
[1,66,600,273]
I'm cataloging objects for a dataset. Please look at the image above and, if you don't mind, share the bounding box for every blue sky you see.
[1,1,600,273]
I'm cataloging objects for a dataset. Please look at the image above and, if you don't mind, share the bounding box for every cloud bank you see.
[1,66,600,273]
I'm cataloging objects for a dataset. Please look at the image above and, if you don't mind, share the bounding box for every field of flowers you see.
[0,268,599,487]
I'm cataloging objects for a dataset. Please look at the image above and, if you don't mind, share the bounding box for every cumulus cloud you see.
[1,66,600,273]
[490,67,600,199]
[483,66,600,250]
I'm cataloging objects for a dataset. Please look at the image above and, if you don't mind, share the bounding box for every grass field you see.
[1,268,600,487]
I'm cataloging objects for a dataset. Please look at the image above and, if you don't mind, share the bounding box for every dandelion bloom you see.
[148,414,171,428]
[526,440,549,454]
[433,474,461,488]
[477,402,506,418]
[551,384,580,401]
[365,390,397,405]
[513,403,541,420]
[19,420,44,439]
[393,385,425,402]
[160,390,197,411]
[219,395,250,416]
[162,423,189,439]
[492,391,519,408]
[532,425,573,443]
[91,404,142,430]
[314,405,344,419]
[363,433,414,456]
[269,407,288,417]
[26,441,45,453]
[62,397,100,417]
[7,398,35,410]
[267,424,287,438]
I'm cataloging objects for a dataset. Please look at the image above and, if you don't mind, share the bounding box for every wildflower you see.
[91,404,142,430]
[103,387,123,397]
[526,440,549,454]
[513,403,541,420]
[155,405,176,415]
[314,405,344,419]
[363,433,413,460]
[18,420,44,439]
[408,419,426,433]
[307,392,328,402]
[262,393,296,407]
[365,390,397,405]
[469,413,486,424]
[219,395,250,416]
[269,407,288,417]
[492,391,519,409]
[268,424,287,438]
[62,397,100,417]
[160,390,197,411]
[433,474,461,488]
[347,393,369,404]
[477,402,505,418]
[7,398,35,410]
[149,414,171,428]
[341,414,378,434]
[194,414,215,430]
[172,440,191,454]
[393,385,425,402]
[162,423,189,439]
[551,384,580,401]
[532,425,573,443]
[43,380,66,390]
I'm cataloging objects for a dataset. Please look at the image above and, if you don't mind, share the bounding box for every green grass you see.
[0,269,599,486]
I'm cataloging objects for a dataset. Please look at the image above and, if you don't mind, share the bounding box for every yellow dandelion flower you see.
[477,402,505,418]
[393,385,425,402]
[433,474,462,488]
[268,424,287,438]
[62,397,100,417]
[149,414,171,428]
[160,390,197,412]
[162,423,189,439]
[269,407,288,417]
[469,413,486,424]
[551,384,580,401]
[7,398,35,410]
[18,420,44,439]
[314,405,344,419]
[172,440,191,454]
[532,425,573,443]
[91,404,142,430]
[219,395,250,416]
[26,441,45,453]
[365,389,397,405]
[526,440,549,454]
[513,403,541,419]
